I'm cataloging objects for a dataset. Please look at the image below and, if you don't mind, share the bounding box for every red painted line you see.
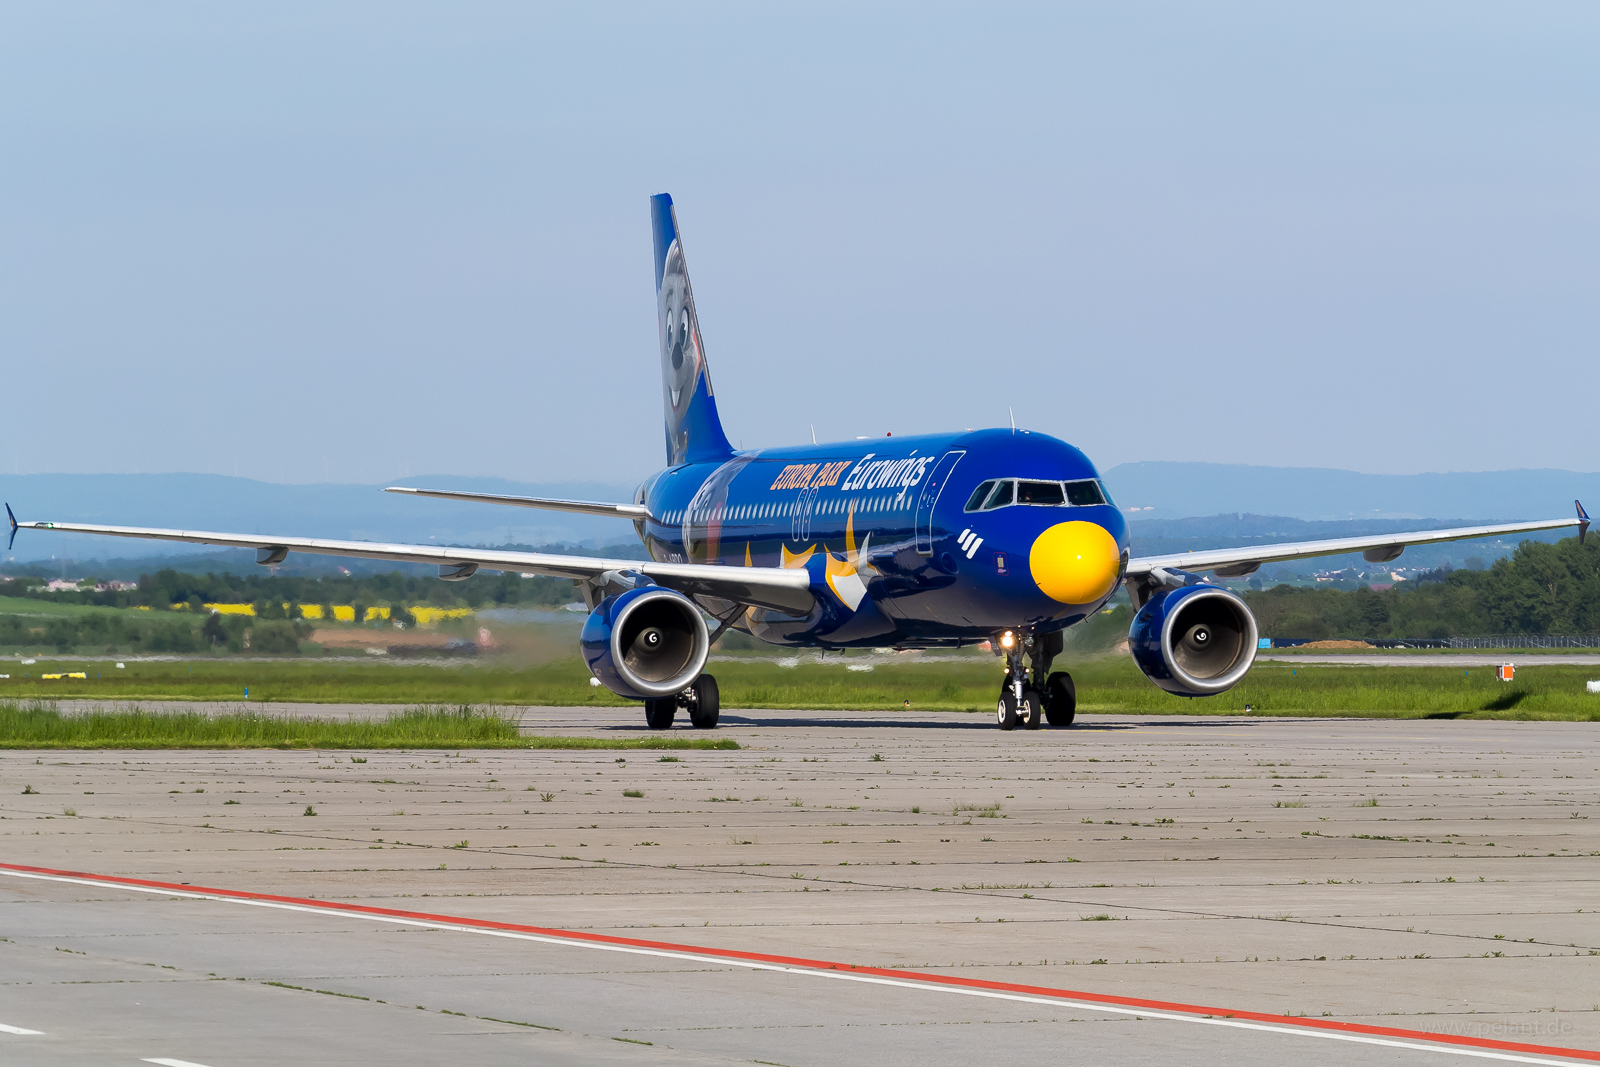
[3,860,1596,1063]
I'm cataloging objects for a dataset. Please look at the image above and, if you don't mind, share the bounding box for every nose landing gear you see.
[994,629,1073,731]
[995,682,1043,731]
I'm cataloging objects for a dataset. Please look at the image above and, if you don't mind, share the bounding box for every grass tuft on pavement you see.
[0,701,738,750]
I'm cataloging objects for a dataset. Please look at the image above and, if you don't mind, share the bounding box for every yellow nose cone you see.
[1029,521,1121,605]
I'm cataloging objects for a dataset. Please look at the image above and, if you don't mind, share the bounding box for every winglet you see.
[1578,500,1590,546]
[5,503,16,551]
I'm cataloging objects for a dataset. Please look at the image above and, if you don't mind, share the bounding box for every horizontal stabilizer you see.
[384,486,649,519]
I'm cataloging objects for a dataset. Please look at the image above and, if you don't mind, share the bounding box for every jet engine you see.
[1128,583,1258,697]
[581,586,710,700]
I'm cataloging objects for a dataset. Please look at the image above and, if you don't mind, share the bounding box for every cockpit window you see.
[963,477,1110,512]
[981,480,1014,510]
[1016,480,1064,506]
[1064,479,1106,506]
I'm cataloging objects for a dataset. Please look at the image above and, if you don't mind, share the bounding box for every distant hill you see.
[0,473,641,564]
[1104,463,1598,522]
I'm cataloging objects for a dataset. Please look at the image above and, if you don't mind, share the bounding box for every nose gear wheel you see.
[996,689,1019,730]
[1020,688,1044,729]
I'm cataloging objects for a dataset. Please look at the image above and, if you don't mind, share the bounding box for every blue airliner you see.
[11,195,1589,731]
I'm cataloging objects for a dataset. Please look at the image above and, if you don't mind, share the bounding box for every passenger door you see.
[914,450,966,555]
[790,485,818,542]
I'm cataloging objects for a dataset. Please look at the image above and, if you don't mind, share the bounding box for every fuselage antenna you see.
[811,424,817,445]
[1009,407,1016,434]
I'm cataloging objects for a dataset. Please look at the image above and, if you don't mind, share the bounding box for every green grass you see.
[0,701,739,750]
[0,594,143,619]
[1,654,1598,720]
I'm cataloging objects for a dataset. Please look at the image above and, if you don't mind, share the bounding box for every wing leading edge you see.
[6,517,813,615]
[1126,503,1589,579]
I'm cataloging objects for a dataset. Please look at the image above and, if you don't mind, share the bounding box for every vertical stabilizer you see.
[652,194,735,467]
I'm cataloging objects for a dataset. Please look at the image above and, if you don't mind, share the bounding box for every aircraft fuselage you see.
[636,428,1130,648]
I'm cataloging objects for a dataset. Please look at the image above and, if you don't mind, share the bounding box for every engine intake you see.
[1128,584,1257,697]
[581,586,709,700]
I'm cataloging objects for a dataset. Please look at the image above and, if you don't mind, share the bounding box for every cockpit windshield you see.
[964,478,1109,512]
[1016,480,1064,505]
[1065,479,1107,506]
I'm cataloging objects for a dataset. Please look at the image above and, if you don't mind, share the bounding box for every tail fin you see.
[651,194,735,466]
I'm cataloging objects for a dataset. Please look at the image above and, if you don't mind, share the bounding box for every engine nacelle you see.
[1128,584,1258,697]
[580,586,709,700]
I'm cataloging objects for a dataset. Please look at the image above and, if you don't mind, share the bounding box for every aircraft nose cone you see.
[1029,520,1121,605]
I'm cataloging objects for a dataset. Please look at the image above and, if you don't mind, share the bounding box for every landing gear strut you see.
[996,634,1043,731]
[643,673,720,730]
[994,630,1072,730]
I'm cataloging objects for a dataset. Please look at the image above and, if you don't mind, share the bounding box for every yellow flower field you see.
[172,603,472,626]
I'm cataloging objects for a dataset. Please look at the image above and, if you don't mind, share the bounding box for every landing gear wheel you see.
[1044,671,1076,727]
[1021,688,1044,730]
[643,697,676,730]
[996,688,1019,731]
[688,674,720,729]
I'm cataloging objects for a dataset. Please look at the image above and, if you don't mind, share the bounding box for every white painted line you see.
[0,1023,44,1035]
[143,1059,217,1067]
[3,868,1593,1067]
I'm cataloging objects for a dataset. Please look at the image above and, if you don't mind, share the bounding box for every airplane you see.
[8,194,1590,732]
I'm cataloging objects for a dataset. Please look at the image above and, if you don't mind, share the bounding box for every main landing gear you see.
[644,673,720,730]
[994,629,1076,731]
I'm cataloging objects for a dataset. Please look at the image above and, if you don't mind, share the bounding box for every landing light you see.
[1000,631,1015,650]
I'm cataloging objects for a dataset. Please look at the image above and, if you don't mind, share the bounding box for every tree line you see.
[1244,534,1600,640]
[0,612,307,655]
[1,566,579,613]
[0,564,590,654]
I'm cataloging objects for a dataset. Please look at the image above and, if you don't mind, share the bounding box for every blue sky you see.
[3,3,1596,486]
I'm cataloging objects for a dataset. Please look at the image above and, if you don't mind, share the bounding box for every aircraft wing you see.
[1126,504,1589,579]
[384,486,649,519]
[5,515,814,615]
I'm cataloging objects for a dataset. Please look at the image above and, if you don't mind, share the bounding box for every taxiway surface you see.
[3,708,1597,1065]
